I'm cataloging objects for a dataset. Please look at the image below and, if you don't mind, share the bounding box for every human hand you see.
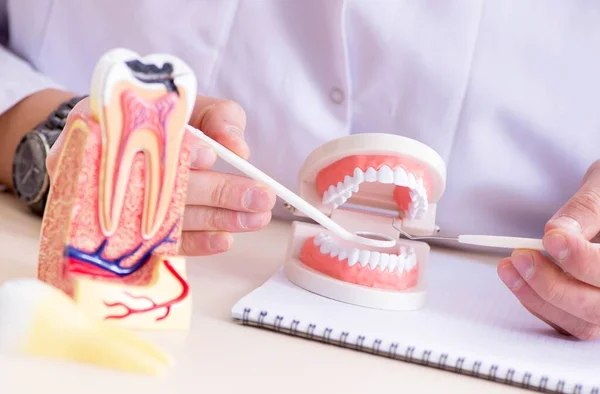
[497,160,600,340]
[47,96,275,256]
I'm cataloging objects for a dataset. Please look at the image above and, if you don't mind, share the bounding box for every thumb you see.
[46,98,91,182]
[545,160,600,239]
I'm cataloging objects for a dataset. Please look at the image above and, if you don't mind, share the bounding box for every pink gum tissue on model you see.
[284,133,447,311]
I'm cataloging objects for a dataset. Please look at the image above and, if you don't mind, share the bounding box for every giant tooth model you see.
[37,48,196,330]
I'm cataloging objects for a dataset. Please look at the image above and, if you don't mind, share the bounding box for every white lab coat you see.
[2,0,599,238]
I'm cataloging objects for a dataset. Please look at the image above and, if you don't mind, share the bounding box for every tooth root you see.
[368,251,380,270]
[348,249,360,266]
[338,248,348,261]
[378,165,394,184]
[358,250,370,267]
[394,167,408,186]
[353,167,364,183]
[365,167,377,182]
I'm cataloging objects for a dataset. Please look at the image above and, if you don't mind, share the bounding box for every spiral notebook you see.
[231,248,600,393]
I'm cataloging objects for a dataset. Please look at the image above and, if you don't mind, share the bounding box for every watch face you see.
[12,132,49,204]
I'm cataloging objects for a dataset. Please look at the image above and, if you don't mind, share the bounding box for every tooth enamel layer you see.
[321,165,428,220]
[313,232,417,274]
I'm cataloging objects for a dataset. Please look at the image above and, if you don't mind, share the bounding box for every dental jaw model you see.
[37,48,196,330]
[284,134,447,310]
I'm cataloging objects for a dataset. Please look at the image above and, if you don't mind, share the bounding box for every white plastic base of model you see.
[283,221,430,311]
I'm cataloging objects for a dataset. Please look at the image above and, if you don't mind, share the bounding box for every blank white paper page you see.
[232,249,600,392]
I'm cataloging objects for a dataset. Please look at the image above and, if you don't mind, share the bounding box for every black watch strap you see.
[16,95,87,216]
[41,95,87,147]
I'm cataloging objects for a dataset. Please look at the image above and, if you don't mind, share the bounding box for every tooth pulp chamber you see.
[321,165,428,220]
[299,232,419,291]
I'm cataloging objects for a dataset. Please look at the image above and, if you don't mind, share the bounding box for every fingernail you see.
[544,233,569,261]
[190,143,216,168]
[240,213,269,229]
[511,251,534,279]
[209,233,232,252]
[498,262,524,290]
[244,187,272,211]
[226,125,244,138]
[549,216,582,234]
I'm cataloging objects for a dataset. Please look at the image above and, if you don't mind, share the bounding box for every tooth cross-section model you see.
[37,48,196,330]
[283,134,447,310]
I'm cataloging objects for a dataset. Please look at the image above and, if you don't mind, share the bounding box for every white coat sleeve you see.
[0,0,64,116]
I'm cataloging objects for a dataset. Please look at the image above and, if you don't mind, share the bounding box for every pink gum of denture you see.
[299,236,419,291]
[315,155,433,212]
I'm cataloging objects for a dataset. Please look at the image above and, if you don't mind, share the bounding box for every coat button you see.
[330,87,344,104]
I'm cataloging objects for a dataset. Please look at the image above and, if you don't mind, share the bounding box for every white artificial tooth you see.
[347,248,359,266]
[343,190,352,199]
[377,165,394,184]
[336,181,345,192]
[387,255,397,272]
[320,242,332,255]
[379,253,390,271]
[352,184,359,193]
[408,173,417,187]
[394,167,409,186]
[358,250,370,267]
[314,234,325,246]
[396,257,406,274]
[353,167,364,183]
[330,244,340,258]
[333,203,339,209]
[417,177,424,189]
[338,248,348,261]
[344,175,354,188]
[368,251,380,270]
[365,167,377,182]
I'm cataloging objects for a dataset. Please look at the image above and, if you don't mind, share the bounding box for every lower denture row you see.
[299,233,419,291]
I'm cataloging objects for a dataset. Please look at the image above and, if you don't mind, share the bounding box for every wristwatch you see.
[11,95,87,216]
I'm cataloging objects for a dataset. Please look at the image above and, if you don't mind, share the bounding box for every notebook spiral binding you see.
[238,307,599,394]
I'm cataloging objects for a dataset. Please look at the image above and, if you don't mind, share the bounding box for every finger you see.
[189,96,249,160]
[179,231,233,256]
[186,170,276,212]
[543,228,600,287]
[182,205,272,232]
[497,259,600,340]
[182,130,217,169]
[510,249,600,325]
[545,159,600,239]
[46,97,91,181]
